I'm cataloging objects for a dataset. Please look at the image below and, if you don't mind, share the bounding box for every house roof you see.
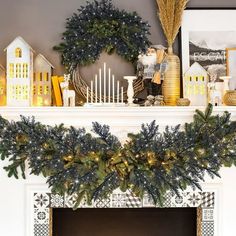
[35,54,54,68]
[185,62,209,75]
[4,36,35,52]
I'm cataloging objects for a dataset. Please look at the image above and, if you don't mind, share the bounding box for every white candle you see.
[108,68,111,103]
[112,75,115,103]
[86,86,89,103]
[104,63,106,103]
[91,80,93,103]
[121,87,124,103]
[99,69,102,103]
[117,81,120,103]
[95,75,98,103]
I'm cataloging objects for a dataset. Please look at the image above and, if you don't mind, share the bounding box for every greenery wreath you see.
[1,105,236,209]
[54,0,151,71]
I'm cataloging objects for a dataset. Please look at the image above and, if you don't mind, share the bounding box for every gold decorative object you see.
[156,0,188,105]
[163,47,181,105]
[176,98,191,106]
[223,90,236,106]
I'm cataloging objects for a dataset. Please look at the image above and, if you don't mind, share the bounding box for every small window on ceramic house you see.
[15,48,22,58]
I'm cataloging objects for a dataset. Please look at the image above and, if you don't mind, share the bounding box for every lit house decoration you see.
[0,64,6,106]
[33,54,54,106]
[183,62,209,106]
[5,36,34,106]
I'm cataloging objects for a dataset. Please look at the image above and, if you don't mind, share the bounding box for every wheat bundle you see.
[156,0,188,47]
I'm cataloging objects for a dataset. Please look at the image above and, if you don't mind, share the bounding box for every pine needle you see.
[156,0,188,47]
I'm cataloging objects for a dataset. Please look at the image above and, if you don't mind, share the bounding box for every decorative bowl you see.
[223,90,236,106]
[176,98,191,106]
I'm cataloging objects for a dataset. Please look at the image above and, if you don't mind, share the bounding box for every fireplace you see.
[53,208,197,236]
[29,188,215,236]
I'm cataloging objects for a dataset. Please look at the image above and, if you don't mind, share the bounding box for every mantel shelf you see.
[1,105,236,131]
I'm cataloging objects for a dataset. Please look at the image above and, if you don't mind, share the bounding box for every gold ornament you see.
[42,142,50,149]
[16,134,28,144]
[63,155,74,162]
[147,152,157,166]
[197,148,206,156]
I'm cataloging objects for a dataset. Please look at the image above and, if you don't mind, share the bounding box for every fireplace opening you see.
[52,208,197,236]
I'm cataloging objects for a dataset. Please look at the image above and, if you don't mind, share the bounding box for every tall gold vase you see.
[162,47,180,106]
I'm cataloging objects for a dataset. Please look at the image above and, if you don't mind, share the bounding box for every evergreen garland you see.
[1,105,236,208]
[53,0,151,70]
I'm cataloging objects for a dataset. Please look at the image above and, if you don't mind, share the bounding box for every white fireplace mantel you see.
[0,106,236,236]
[1,106,236,137]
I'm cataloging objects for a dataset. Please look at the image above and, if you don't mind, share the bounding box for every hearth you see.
[52,208,197,236]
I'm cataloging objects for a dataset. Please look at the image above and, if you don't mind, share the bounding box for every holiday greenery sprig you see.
[53,0,151,71]
[1,105,236,208]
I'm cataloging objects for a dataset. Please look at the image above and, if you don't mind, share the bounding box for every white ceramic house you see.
[33,54,54,106]
[5,36,34,106]
[184,62,209,106]
[0,64,6,106]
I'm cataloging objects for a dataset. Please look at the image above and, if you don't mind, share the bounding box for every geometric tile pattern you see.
[50,194,64,208]
[126,190,142,208]
[34,224,49,236]
[201,192,215,208]
[33,190,216,236]
[202,208,214,222]
[33,193,51,236]
[202,222,214,236]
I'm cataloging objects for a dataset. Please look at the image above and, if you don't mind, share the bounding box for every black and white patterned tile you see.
[142,193,155,207]
[34,224,49,236]
[201,192,215,208]
[186,192,202,207]
[126,190,142,208]
[111,189,127,208]
[170,192,187,207]
[64,193,78,208]
[94,197,111,208]
[202,208,214,222]
[34,193,50,209]
[202,222,214,236]
[50,194,64,208]
[32,190,216,236]
[34,208,50,225]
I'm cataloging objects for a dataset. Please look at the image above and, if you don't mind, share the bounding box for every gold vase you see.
[162,47,180,106]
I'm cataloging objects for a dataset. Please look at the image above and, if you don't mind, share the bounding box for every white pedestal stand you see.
[123,76,137,106]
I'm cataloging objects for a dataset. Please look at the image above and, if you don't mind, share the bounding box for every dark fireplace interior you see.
[53,208,197,236]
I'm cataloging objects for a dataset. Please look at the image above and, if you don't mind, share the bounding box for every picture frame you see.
[181,8,236,84]
[226,48,236,89]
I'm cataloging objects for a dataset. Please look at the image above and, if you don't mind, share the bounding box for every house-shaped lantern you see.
[184,62,209,106]
[5,36,34,106]
[33,54,54,106]
[0,64,6,106]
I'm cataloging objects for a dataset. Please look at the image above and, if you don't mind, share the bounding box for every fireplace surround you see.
[1,106,234,236]
[27,186,215,236]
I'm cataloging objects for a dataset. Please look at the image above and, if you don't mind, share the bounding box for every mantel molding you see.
[1,106,236,131]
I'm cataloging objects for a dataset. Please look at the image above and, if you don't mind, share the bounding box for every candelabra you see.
[85,63,125,106]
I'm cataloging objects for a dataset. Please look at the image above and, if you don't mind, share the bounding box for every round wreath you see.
[1,105,236,208]
[54,0,151,71]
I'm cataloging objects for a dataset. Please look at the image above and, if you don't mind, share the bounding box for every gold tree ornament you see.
[16,134,29,144]
[63,155,74,162]
[156,0,188,105]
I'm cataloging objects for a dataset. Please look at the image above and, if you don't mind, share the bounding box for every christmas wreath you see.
[1,105,236,209]
[54,0,151,71]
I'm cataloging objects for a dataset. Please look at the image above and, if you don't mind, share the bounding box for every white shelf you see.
[0,106,236,132]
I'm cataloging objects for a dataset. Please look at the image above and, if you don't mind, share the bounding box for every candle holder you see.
[84,63,126,107]
[123,76,137,106]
